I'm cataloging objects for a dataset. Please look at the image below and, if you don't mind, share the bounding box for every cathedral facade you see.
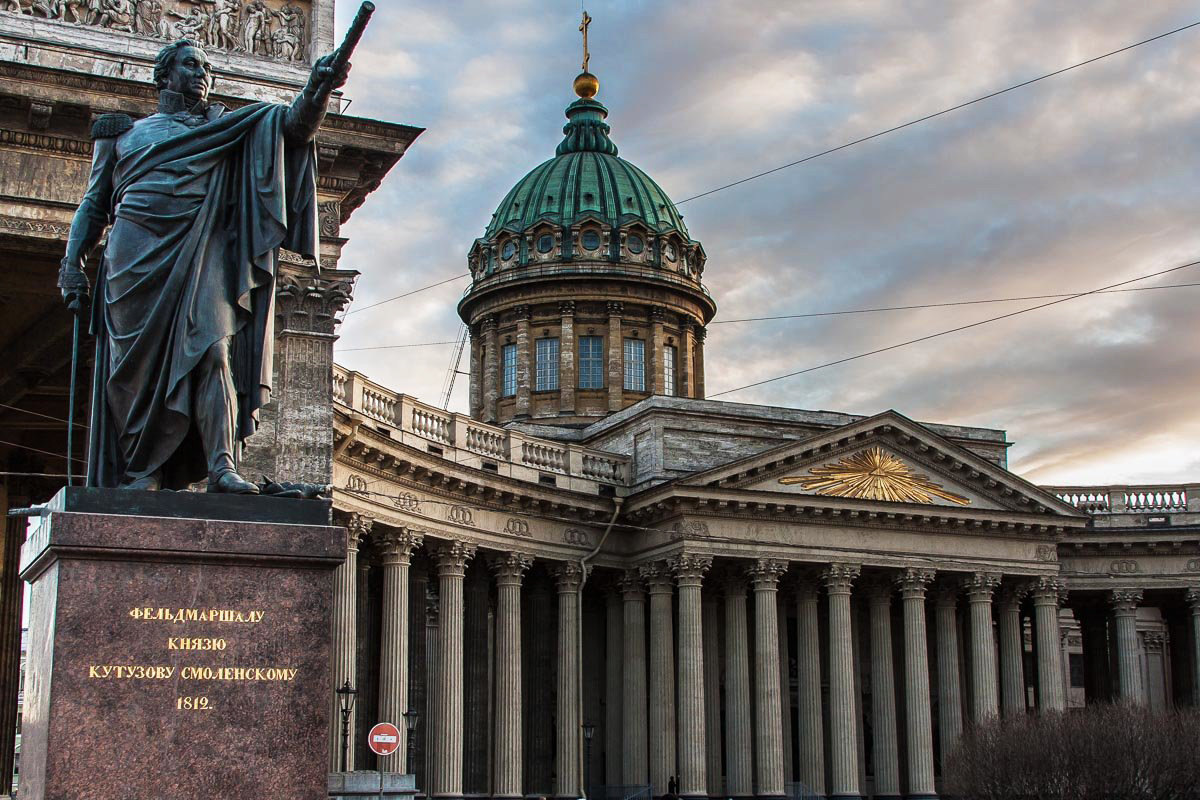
[329,67,1200,800]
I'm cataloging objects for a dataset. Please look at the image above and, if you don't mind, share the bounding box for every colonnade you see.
[328,520,1200,799]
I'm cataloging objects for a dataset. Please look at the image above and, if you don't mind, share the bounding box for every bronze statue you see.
[57,17,366,494]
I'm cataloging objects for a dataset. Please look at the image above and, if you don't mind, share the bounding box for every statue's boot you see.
[208,471,260,495]
[121,472,162,491]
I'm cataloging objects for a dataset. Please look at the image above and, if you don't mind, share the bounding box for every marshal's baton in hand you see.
[329,1,375,76]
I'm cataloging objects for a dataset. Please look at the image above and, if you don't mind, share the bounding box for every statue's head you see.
[154,39,213,105]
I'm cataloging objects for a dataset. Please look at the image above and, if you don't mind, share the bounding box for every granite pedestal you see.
[18,487,346,800]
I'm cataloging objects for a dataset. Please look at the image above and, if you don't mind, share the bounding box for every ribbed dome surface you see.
[482,97,689,240]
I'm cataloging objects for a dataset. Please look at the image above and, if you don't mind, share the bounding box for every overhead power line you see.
[676,19,1200,205]
[336,340,459,353]
[0,439,86,464]
[344,273,470,317]
[708,258,1200,398]
[711,282,1200,324]
[0,402,87,428]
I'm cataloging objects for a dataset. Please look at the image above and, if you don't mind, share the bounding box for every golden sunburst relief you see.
[778,447,972,506]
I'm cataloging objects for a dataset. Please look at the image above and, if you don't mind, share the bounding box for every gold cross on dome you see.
[579,10,592,72]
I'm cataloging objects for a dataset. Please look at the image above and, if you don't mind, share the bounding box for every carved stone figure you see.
[133,0,169,38]
[0,1,23,14]
[96,0,133,32]
[273,1,306,61]
[57,39,351,492]
[207,0,238,51]
[243,0,271,56]
[169,6,209,44]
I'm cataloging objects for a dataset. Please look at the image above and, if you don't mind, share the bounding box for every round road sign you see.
[368,722,401,757]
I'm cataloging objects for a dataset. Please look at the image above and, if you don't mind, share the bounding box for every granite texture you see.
[44,485,331,526]
[19,499,346,800]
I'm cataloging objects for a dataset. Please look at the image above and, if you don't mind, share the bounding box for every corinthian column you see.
[997,584,1028,717]
[823,563,861,800]
[964,572,1001,722]
[723,573,753,798]
[620,571,649,785]
[1029,577,1066,712]
[431,540,476,800]
[491,553,533,799]
[749,559,788,798]
[702,592,723,795]
[554,563,586,799]
[670,554,713,799]
[642,562,676,798]
[331,513,371,770]
[896,568,936,800]
[1188,589,1200,708]
[377,527,424,759]
[865,581,900,800]
[932,587,963,761]
[1109,587,1144,705]
[794,578,825,798]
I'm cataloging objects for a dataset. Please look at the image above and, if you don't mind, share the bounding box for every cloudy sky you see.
[329,1,1200,486]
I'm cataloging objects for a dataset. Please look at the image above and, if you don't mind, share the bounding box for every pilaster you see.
[693,326,706,399]
[482,315,499,423]
[679,320,694,399]
[607,302,624,412]
[559,301,576,413]
[515,305,532,418]
[649,307,666,395]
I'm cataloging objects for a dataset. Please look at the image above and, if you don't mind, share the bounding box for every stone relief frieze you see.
[2,0,311,62]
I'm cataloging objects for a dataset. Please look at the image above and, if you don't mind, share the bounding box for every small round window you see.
[664,242,677,262]
[536,234,554,254]
[581,230,601,251]
[501,241,516,260]
[627,234,644,254]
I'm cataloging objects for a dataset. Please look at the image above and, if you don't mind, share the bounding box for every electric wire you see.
[675,18,1200,205]
[0,402,87,428]
[342,273,469,317]
[0,440,86,464]
[710,282,1200,324]
[708,258,1200,398]
[336,340,459,353]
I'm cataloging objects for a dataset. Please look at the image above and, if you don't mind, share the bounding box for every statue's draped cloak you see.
[87,102,318,489]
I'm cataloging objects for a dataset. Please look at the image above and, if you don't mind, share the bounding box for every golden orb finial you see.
[574,71,599,98]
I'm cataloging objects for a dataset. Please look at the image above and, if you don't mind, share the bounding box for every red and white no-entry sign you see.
[368,722,401,756]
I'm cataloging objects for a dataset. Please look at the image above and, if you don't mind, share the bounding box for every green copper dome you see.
[482,97,690,241]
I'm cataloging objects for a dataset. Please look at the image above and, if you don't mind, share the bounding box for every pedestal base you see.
[18,488,345,800]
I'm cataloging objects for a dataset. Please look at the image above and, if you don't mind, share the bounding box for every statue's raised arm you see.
[284,1,373,143]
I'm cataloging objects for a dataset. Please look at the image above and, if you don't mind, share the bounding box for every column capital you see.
[640,561,674,594]
[997,583,1030,607]
[431,540,477,577]
[823,563,861,595]
[1142,631,1167,653]
[489,552,533,585]
[668,553,712,586]
[747,558,788,589]
[553,561,586,592]
[1186,587,1200,610]
[895,567,935,599]
[345,512,374,552]
[962,571,1002,601]
[618,569,645,598]
[514,304,532,321]
[481,313,498,332]
[1030,576,1066,605]
[1109,587,1143,613]
[650,305,667,322]
[374,527,424,566]
[559,300,576,316]
[607,301,625,317]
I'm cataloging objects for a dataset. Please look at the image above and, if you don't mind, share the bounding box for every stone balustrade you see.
[334,364,629,490]
[1046,484,1199,515]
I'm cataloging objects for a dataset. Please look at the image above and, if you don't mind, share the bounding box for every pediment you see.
[680,411,1086,518]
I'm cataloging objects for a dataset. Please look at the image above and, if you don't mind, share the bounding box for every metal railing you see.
[1044,484,1199,514]
[334,364,630,487]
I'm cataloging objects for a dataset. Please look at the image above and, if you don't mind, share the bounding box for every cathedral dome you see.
[466,92,705,283]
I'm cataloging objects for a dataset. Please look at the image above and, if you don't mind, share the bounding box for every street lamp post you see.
[582,721,596,799]
[336,680,357,773]
[403,708,419,776]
